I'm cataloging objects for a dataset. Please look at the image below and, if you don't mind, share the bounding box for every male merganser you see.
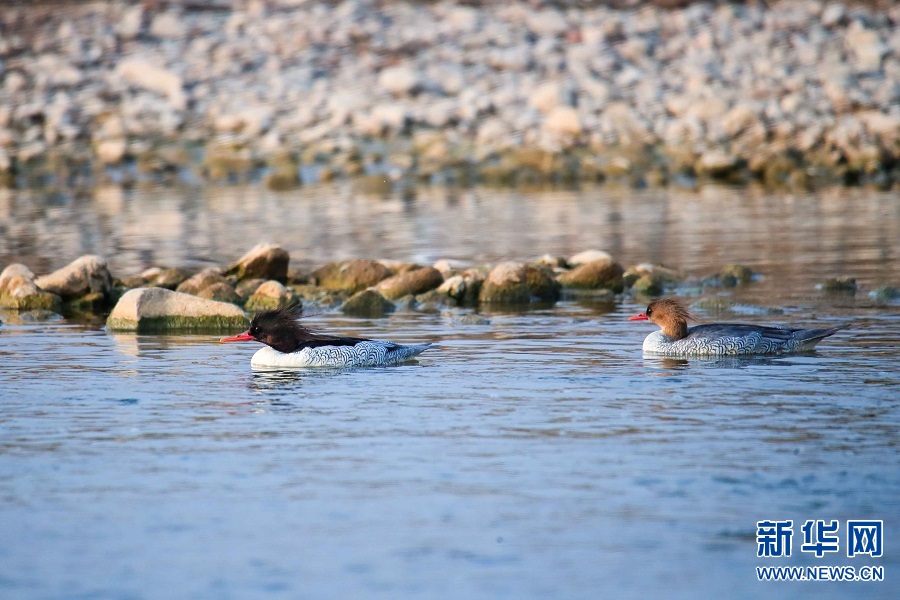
[221,305,431,367]
[628,298,849,356]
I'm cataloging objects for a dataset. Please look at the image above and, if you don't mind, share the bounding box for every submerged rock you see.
[821,277,858,293]
[34,255,113,301]
[375,267,444,301]
[225,243,290,282]
[312,260,392,294]
[869,286,899,302]
[479,262,560,304]
[340,289,395,318]
[437,271,484,306]
[106,287,248,332]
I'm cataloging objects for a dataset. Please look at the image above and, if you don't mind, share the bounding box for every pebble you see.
[0,1,895,186]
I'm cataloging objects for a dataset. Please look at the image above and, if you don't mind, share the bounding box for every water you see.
[1,184,898,599]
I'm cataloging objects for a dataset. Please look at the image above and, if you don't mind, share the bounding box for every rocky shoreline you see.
[1,242,896,330]
[0,1,897,189]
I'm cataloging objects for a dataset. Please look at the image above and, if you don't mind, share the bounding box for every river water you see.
[0,184,897,599]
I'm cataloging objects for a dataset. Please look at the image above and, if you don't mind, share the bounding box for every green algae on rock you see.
[106,287,248,332]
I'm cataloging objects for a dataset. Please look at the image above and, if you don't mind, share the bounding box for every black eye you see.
[646,306,653,316]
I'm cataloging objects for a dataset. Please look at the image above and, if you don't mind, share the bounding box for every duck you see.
[627,298,849,356]
[221,304,431,367]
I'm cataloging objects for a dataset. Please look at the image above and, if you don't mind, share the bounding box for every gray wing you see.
[687,324,798,343]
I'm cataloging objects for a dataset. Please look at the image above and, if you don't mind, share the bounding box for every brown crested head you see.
[629,298,693,340]
[646,298,693,340]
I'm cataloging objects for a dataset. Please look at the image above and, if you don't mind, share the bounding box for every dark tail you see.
[794,323,851,350]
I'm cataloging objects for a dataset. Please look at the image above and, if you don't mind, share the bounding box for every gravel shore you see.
[0,0,897,188]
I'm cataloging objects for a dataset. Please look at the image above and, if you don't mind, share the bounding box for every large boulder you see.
[225,243,289,282]
[106,287,248,332]
[311,259,392,294]
[557,259,625,293]
[478,262,560,304]
[0,264,62,312]
[244,280,297,311]
[375,267,444,300]
[34,255,113,300]
[341,289,395,318]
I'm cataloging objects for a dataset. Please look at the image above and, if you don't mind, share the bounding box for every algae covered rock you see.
[557,258,624,293]
[341,288,395,318]
[225,243,290,282]
[34,255,113,300]
[821,277,857,293]
[106,287,248,332]
[312,259,392,294]
[479,262,560,304]
[244,280,298,311]
[0,263,63,312]
[718,264,754,287]
[375,267,444,300]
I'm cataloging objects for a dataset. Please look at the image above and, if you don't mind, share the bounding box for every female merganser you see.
[221,305,431,367]
[628,298,849,356]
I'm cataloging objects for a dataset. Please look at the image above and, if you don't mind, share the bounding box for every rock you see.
[143,267,190,290]
[197,282,242,305]
[289,284,345,310]
[696,151,741,178]
[34,255,113,301]
[150,12,186,40]
[117,5,144,38]
[0,264,63,312]
[869,287,899,302]
[414,289,457,309]
[378,66,422,96]
[116,59,186,110]
[311,259,392,294]
[537,254,568,269]
[95,139,127,164]
[176,268,229,296]
[106,287,249,332]
[821,277,857,293]
[432,259,468,278]
[478,262,560,304]
[631,274,664,296]
[530,81,563,114]
[567,250,613,266]
[543,106,581,138]
[845,22,886,71]
[244,280,297,311]
[375,267,444,301]
[719,264,754,287]
[437,271,484,306]
[341,289,395,318]
[557,259,625,293]
[235,278,266,300]
[224,243,289,282]
[0,264,36,294]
